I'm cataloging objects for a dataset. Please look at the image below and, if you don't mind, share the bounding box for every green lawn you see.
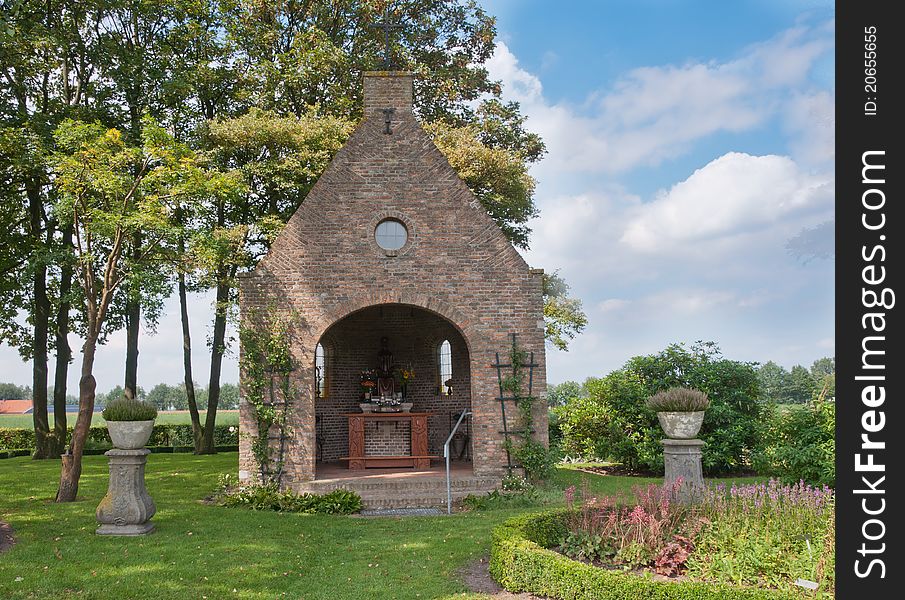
[0,410,239,429]
[0,455,758,600]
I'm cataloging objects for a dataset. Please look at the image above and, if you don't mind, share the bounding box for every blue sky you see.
[0,1,835,392]
[483,0,835,382]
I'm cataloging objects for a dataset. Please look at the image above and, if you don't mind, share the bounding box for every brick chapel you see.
[238,71,548,488]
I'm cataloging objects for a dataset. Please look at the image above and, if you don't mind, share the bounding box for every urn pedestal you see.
[662,438,705,504]
[96,448,156,535]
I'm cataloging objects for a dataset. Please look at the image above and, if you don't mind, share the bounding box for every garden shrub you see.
[560,480,697,570]
[687,480,835,593]
[580,342,765,475]
[547,479,834,597]
[754,401,835,486]
[463,474,540,510]
[217,481,362,515]
[490,509,810,600]
[552,396,611,460]
[101,396,158,421]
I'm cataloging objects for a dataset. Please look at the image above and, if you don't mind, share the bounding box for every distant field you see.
[0,410,239,429]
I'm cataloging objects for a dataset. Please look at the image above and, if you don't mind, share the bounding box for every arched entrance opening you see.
[314,303,472,478]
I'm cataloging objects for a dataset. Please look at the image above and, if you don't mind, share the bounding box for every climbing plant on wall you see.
[238,308,297,485]
[495,335,555,481]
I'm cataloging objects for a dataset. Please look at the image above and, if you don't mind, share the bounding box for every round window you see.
[374,219,408,251]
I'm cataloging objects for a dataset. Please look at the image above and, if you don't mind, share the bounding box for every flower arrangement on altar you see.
[394,366,415,398]
[395,367,415,385]
[360,369,378,399]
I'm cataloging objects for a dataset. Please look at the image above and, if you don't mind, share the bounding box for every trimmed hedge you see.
[0,424,239,452]
[0,445,239,459]
[489,510,810,600]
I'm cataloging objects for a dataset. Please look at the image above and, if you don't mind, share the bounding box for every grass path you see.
[0,455,757,599]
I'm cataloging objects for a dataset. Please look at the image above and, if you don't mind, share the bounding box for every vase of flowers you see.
[360,369,378,401]
[645,387,710,439]
[395,366,415,399]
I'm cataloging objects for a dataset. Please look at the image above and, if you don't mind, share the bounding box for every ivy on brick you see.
[498,336,554,481]
[239,307,297,485]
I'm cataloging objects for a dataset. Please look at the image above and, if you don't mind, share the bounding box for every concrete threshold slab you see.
[358,508,444,517]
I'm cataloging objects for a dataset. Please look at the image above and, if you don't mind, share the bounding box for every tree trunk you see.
[124,233,142,400]
[27,180,51,459]
[124,296,140,399]
[56,337,97,502]
[179,269,203,450]
[199,280,229,454]
[50,224,74,458]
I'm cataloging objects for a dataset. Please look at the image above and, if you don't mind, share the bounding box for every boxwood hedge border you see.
[489,509,812,600]
[0,424,238,457]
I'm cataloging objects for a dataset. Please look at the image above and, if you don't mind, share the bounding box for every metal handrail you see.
[444,409,471,514]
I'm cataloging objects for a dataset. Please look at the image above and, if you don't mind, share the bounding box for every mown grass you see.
[0,410,239,429]
[0,455,759,600]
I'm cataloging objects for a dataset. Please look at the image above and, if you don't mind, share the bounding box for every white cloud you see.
[598,298,629,313]
[487,21,835,174]
[620,152,833,253]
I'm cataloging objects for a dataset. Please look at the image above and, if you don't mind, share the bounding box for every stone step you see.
[299,478,499,494]
[360,489,491,509]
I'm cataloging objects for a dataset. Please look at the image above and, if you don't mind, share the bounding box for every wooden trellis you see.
[491,333,538,472]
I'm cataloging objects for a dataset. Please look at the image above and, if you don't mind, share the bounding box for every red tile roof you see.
[0,399,33,414]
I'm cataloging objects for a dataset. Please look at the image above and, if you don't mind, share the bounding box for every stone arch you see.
[313,291,477,357]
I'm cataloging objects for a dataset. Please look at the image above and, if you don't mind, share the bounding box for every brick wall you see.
[363,420,411,456]
[238,71,547,486]
[316,304,471,461]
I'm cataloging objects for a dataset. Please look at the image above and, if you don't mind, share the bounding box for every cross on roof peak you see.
[370,5,404,70]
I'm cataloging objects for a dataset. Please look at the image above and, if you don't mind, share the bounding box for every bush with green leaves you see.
[1,423,238,452]
[580,342,765,475]
[754,401,835,486]
[552,396,611,460]
[101,397,158,421]
[218,483,362,515]
[645,387,710,412]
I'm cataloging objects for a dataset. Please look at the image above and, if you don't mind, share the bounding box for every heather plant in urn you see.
[102,396,158,449]
[646,387,710,439]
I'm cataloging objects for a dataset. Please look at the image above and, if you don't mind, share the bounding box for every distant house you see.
[0,399,33,414]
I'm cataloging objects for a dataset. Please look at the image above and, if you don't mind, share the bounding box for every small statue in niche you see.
[376,337,395,397]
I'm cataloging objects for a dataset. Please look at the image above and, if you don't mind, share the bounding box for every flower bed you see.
[490,480,834,600]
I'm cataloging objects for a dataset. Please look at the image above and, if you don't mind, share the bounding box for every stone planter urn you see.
[449,432,468,459]
[359,403,375,413]
[97,416,156,536]
[106,420,155,449]
[656,411,705,439]
[400,402,413,412]
[96,448,156,535]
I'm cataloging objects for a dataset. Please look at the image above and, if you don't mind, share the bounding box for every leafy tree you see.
[546,380,587,409]
[584,342,765,475]
[809,357,835,379]
[51,116,233,501]
[757,361,790,404]
[786,365,815,404]
[756,399,835,486]
[809,356,835,401]
[427,121,538,248]
[541,273,588,351]
[219,382,239,410]
[0,382,32,400]
[145,383,185,410]
[185,109,349,453]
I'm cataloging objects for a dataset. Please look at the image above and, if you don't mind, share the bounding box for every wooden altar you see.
[341,412,438,469]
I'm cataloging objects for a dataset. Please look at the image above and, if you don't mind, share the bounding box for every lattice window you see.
[438,339,452,395]
[315,343,327,398]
